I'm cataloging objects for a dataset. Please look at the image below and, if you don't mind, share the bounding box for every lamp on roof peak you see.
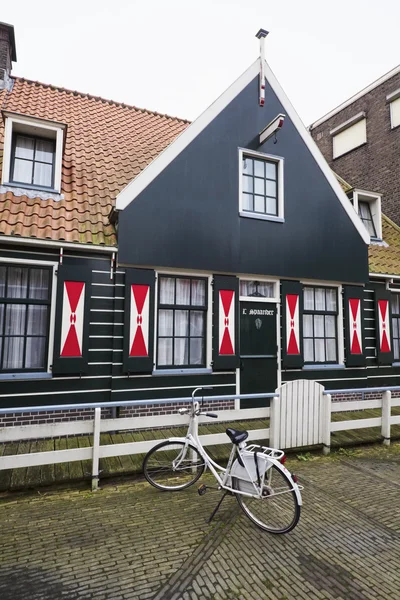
[255,28,269,107]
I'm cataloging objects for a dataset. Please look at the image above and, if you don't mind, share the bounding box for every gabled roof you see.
[115,59,370,245]
[0,78,189,246]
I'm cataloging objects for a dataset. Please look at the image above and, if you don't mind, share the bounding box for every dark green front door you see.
[240,301,277,408]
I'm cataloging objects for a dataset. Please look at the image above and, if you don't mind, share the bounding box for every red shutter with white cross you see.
[343,286,366,367]
[123,268,155,374]
[213,275,239,370]
[282,281,303,369]
[375,286,393,365]
[52,265,91,375]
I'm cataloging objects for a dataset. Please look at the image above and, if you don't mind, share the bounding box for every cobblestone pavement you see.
[1,445,400,600]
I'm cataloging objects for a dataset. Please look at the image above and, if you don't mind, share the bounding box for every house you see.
[0,23,397,427]
[309,65,400,228]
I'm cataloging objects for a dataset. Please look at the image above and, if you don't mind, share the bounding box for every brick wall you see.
[310,72,400,225]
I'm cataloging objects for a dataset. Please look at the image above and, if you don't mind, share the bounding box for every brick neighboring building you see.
[309,66,400,227]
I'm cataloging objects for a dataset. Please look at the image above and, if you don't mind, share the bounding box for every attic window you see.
[352,190,382,241]
[1,113,66,194]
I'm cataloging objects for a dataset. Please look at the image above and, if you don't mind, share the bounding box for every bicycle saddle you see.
[226,428,249,445]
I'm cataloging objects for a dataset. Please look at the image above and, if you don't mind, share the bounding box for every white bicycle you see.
[143,387,302,534]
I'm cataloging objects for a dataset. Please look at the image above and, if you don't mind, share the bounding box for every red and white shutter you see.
[344,286,366,367]
[213,275,239,370]
[374,287,393,366]
[60,281,85,357]
[282,281,303,369]
[286,294,300,355]
[53,265,91,375]
[123,269,155,374]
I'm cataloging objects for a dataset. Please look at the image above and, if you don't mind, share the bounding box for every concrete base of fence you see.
[322,445,330,456]
[382,437,391,446]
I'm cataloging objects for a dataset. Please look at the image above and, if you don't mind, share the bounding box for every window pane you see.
[364,219,377,237]
[242,193,253,211]
[176,279,191,305]
[159,277,175,304]
[190,338,203,365]
[254,178,264,195]
[15,136,34,159]
[29,269,50,300]
[33,162,53,187]
[190,311,204,336]
[304,339,314,362]
[265,162,276,180]
[266,180,277,197]
[315,288,326,311]
[175,310,189,336]
[5,304,26,335]
[191,280,205,306]
[303,314,313,337]
[25,338,46,369]
[392,295,400,315]
[158,338,172,365]
[314,339,325,362]
[266,197,277,215]
[27,305,48,335]
[325,315,336,338]
[0,266,5,296]
[359,202,370,219]
[304,288,314,310]
[395,338,400,361]
[254,196,264,213]
[257,282,274,297]
[35,139,54,163]
[158,309,173,336]
[393,318,399,339]
[7,267,28,298]
[314,315,324,337]
[0,304,4,333]
[242,176,253,193]
[254,160,264,177]
[326,339,337,362]
[3,337,24,369]
[13,158,33,184]
[174,338,188,365]
[242,157,253,175]
[326,289,337,312]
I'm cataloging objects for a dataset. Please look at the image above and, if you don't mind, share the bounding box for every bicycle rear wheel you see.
[143,440,205,491]
[232,463,300,533]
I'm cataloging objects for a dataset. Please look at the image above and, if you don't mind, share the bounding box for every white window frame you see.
[330,112,367,159]
[1,112,66,194]
[0,257,58,377]
[238,148,284,223]
[387,89,400,129]
[352,189,382,240]
[239,276,279,303]
[300,280,344,369]
[152,269,213,375]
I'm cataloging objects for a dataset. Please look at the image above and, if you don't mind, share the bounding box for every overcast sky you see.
[2,1,400,125]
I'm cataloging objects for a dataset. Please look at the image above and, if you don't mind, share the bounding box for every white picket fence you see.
[1,381,400,491]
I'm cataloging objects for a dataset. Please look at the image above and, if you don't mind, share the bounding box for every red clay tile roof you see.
[0,78,189,246]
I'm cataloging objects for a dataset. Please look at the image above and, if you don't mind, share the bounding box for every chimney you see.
[0,22,17,90]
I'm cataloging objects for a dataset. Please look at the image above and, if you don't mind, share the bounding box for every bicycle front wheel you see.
[143,440,205,491]
[232,463,300,534]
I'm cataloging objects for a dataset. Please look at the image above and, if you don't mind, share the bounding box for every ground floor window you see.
[157,275,207,367]
[303,286,338,363]
[0,264,52,371]
[392,294,400,360]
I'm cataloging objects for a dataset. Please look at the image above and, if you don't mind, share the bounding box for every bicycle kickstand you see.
[208,491,230,524]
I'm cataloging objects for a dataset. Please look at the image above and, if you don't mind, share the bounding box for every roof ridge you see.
[11,76,191,124]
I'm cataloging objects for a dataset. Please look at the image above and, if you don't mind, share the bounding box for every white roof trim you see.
[263,61,369,244]
[116,59,260,211]
[116,57,369,244]
[309,64,400,129]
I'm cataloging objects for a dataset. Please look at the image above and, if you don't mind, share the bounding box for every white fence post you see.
[322,394,332,455]
[92,407,101,491]
[269,395,280,448]
[381,390,391,446]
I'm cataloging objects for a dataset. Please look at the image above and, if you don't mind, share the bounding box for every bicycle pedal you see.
[198,484,207,496]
